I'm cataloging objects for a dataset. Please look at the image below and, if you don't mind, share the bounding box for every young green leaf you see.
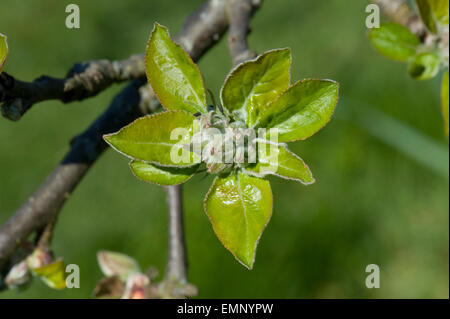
[32,259,66,290]
[416,0,449,33]
[204,172,272,269]
[429,0,449,25]
[221,48,291,126]
[416,0,439,33]
[245,142,314,184]
[130,160,199,185]
[255,79,339,143]
[407,52,441,80]
[104,111,200,167]
[146,23,207,114]
[0,33,8,73]
[368,23,420,62]
[442,71,449,137]
[97,251,141,281]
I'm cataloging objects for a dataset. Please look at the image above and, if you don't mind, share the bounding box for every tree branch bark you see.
[227,0,260,65]
[0,78,149,272]
[160,0,263,297]
[0,0,262,276]
[164,185,187,284]
[0,55,145,121]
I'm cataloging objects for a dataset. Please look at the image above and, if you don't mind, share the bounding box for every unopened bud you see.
[4,260,31,289]
[121,273,150,299]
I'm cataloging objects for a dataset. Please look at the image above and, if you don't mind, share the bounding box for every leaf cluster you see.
[105,23,339,269]
[368,0,449,135]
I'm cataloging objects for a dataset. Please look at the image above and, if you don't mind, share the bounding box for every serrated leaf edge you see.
[103,110,200,168]
[220,48,292,121]
[145,22,207,114]
[253,78,340,143]
[203,173,273,270]
[243,146,315,185]
[129,160,199,186]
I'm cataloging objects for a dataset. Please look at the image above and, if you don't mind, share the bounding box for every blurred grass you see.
[0,0,448,298]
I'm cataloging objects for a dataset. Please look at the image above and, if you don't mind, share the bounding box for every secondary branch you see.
[164,185,187,284]
[227,0,260,65]
[0,78,149,272]
[0,55,145,121]
[0,0,262,276]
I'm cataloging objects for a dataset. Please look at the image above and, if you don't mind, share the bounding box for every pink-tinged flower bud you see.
[121,273,150,299]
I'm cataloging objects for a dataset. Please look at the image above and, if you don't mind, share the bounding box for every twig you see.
[155,183,197,298]
[159,0,263,297]
[35,217,57,253]
[0,55,145,121]
[227,0,260,65]
[0,0,262,275]
[0,78,149,272]
[160,0,263,294]
[164,185,187,284]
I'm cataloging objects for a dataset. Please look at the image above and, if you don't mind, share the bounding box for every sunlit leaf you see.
[429,0,449,25]
[416,0,438,33]
[204,172,272,269]
[121,273,150,299]
[245,142,314,184]
[130,160,199,185]
[255,79,339,143]
[442,71,449,137]
[146,23,207,114]
[97,251,141,281]
[416,0,449,33]
[0,33,8,73]
[221,48,291,126]
[368,23,420,62]
[32,259,66,290]
[408,52,441,80]
[104,111,200,167]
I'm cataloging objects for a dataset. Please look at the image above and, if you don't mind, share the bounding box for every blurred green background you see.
[0,0,448,298]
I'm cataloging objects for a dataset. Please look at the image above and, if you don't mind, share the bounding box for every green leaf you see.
[368,23,420,62]
[416,0,449,33]
[221,48,291,126]
[407,52,441,80]
[245,142,315,184]
[442,71,449,137]
[130,160,199,185]
[32,259,66,290]
[146,23,207,114]
[204,172,272,269]
[429,0,449,25]
[0,33,8,73]
[97,251,141,281]
[255,79,339,143]
[104,111,200,167]
[416,0,438,33]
